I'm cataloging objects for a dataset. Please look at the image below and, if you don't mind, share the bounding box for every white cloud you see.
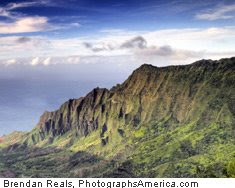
[0,56,83,67]
[7,2,42,10]
[0,1,47,18]
[30,57,54,66]
[67,56,81,64]
[121,36,147,49]
[4,59,17,66]
[134,45,202,60]
[196,4,235,20]
[0,26,235,67]
[0,1,75,34]
[0,1,51,34]
[99,29,135,35]
[143,27,235,52]
[69,22,80,27]
[31,57,40,66]
[82,36,200,61]
[0,36,52,59]
[81,27,235,60]
[43,57,51,66]
[0,7,11,17]
[0,17,50,34]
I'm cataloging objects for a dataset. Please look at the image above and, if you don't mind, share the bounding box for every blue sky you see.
[0,0,235,135]
[0,0,234,36]
[0,0,235,60]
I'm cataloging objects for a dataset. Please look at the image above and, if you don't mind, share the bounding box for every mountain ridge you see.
[0,57,234,178]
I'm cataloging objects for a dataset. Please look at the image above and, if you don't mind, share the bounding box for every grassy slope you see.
[0,58,234,177]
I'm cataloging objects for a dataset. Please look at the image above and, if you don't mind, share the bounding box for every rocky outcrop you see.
[23,57,234,147]
[28,88,110,144]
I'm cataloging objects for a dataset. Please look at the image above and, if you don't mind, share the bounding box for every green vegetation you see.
[0,57,234,177]
[227,155,235,178]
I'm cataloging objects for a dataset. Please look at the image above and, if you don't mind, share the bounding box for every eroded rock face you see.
[23,57,234,147]
[0,57,234,178]
[32,88,110,142]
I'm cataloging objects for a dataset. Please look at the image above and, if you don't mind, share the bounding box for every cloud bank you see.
[0,26,235,67]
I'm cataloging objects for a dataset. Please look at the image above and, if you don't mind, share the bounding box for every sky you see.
[0,0,235,135]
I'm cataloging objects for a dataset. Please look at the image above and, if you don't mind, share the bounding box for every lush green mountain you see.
[0,57,235,178]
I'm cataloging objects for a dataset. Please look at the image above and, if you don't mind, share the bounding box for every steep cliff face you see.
[24,58,234,149]
[2,57,234,178]
[33,88,110,141]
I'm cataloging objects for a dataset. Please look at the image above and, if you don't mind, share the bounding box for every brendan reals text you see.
[4,180,74,188]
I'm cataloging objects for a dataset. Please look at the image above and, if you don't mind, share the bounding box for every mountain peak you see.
[134,63,158,73]
[138,63,157,69]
